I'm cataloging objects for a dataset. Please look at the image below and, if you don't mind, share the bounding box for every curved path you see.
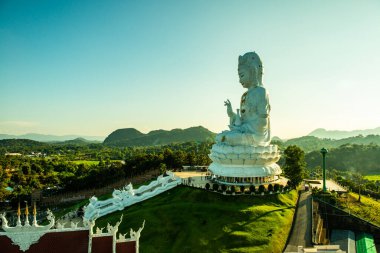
[284,191,312,252]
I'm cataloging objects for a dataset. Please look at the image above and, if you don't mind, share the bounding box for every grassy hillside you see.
[95,186,298,253]
[336,192,380,227]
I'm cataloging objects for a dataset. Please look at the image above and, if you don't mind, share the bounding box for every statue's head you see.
[238,52,263,88]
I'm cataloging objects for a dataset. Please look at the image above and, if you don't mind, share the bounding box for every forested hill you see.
[103,126,216,147]
[305,144,380,174]
[0,138,101,154]
[283,134,380,153]
[0,139,48,151]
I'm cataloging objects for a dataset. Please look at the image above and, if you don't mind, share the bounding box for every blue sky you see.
[1,0,380,139]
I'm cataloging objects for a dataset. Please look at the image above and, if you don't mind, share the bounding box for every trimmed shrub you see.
[212,184,219,191]
[268,184,273,192]
[258,185,265,193]
[240,185,245,193]
[274,184,280,192]
[205,183,210,190]
[231,185,236,193]
[221,184,227,192]
[249,185,256,193]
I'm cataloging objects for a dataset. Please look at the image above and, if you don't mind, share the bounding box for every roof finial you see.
[32,202,38,226]
[17,202,21,216]
[16,202,22,227]
[25,201,29,216]
[24,201,30,226]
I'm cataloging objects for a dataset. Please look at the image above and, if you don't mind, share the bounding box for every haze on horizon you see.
[1,1,380,139]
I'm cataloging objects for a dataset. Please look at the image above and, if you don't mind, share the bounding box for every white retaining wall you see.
[83,171,181,221]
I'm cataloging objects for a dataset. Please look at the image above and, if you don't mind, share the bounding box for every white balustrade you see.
[83,171,181,221]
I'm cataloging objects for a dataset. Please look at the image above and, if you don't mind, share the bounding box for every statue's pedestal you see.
[208,143,282,185]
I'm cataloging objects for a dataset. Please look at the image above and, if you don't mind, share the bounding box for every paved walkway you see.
[174,171,208,178]
[284,191,312,252]
[307,179,347,192]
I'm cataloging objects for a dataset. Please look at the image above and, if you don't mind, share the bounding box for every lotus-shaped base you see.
[208,143,282,178]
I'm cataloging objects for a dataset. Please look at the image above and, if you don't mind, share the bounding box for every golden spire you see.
[25,202,29,216]
[33,202,37,216]
[17,202,21,216]
[32,202,38,226]
[16,202,22,227]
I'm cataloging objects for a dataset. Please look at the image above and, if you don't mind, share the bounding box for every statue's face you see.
[238,66,253,88]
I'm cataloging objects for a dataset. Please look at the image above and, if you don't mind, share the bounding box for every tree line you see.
[0,141,212,201]
[1,138,379,202]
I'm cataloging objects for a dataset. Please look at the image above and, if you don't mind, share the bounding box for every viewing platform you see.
[305,179,347,193]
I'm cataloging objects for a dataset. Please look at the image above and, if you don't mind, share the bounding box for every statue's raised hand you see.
[224,99,234,117]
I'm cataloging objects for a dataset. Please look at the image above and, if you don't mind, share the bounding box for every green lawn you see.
[71,160,123,165]
[95,186,298,253]
[71,160,99,165]
[364,175,380,181]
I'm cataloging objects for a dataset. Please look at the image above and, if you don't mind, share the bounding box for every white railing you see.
[83,171,181,221]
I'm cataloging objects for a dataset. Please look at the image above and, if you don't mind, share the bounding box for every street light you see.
[320,148,328,192]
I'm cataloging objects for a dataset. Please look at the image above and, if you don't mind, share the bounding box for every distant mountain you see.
[308,127,380,139]
[103,128,144,145]
[284,134,380,152]
[0,133,104,142]
[104,126,216,147]
[60,138,101,145]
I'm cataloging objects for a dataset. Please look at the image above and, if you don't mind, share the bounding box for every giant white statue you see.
[209,52,281,185]
[216,52,270,146]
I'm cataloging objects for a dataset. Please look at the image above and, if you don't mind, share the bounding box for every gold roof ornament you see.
[0,206,56,251]
[25,202,29,216]
[16,202,22,227]
[24,202,30,226]
[32,202,38,226]
[17,202,21,216]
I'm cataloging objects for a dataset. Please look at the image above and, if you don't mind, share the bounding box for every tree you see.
[351,172,365,203]
[0,165,10,201]
[163,148,175,168]
[283,145,306,188]
[159,163,167,175]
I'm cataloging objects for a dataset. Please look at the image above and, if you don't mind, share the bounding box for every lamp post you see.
[320,148,328,192]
